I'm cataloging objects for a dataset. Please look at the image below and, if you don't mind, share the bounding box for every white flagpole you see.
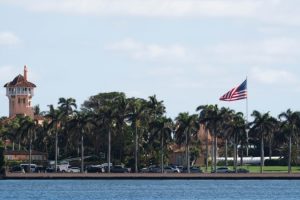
[246,77,249,156]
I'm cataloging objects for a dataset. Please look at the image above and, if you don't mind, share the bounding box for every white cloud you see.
[4,0,258,17]
[250,67,297,85]
[0,32,21,46]
[108,38,188,61]
[3,0,300,25]
[206,37,300,64]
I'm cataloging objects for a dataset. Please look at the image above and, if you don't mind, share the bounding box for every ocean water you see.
[0,180,300,200]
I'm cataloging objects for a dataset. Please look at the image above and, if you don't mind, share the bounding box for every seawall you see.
[4,173,300,180]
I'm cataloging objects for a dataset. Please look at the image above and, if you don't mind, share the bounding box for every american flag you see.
[219,79,247,101]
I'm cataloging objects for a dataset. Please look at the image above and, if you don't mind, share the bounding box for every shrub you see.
[264,158,287,166]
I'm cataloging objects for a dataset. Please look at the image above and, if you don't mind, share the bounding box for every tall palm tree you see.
[127,98,148,173]
[68,111,95,172]
[45,104,61,172]
[175,112,199,173]
[57,98,77,158]
[19,116,38,173]
[266,117,279,160]
[197,105,210,171]
[223,112,246,172]
[147,95,165,120]
[149,117,173,173]
[278,109,300,174]
[58,97,77,117]
[250,111,275,173]
[197,105,223,172]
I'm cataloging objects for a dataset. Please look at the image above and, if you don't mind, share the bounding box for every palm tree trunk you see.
[205,129,208,172]
[211,135,214,172]
[214,133,217,172]
[260,132,264,174]
[225,139,228,167]
[81,134,84,173]
[55,131,58,173]
[12,142,15,151]
[269,139,272,160]
[29,136,32,174]
[187,143,190,173]
[234,132,237,173]
[161,132,164,173]
[107,128,111,173]
[135,126,138,173]
[241,144,244,166]
[296,137,298,166]
[288,134,292,174]
[185,129,190,173]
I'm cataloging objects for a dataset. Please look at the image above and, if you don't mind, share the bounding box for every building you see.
[168,124,213,166]
[4,150,48,162]
[3,65,36,118]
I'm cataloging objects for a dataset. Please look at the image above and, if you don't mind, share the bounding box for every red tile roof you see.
[4,150,47,156]
[4,74,36,88]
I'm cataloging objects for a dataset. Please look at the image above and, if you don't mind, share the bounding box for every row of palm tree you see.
[0,92,299,174]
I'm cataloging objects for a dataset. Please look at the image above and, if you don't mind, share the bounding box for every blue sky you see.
[0,0,300,119]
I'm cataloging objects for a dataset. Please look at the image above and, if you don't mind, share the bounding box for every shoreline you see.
[3,173,300,180]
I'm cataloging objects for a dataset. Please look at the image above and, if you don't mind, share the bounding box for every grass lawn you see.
[243,165,300,173]
[202,166,300,173]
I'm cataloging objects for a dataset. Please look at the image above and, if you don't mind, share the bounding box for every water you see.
[0,180,300,200]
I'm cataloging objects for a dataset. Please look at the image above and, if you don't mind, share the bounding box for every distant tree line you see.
[0,92,299,173]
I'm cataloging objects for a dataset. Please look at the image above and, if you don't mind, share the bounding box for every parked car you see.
[177,166,184,173]
[20,164,37,173]
[164,166,180,173]
[140,167,150,173]
[67,166,81,173]
[212,167,232,173]
[236,168,250,173]
[35,166,46,173]
[182,166,202,173]
[86,165,104,173]
[110,165,130,173]
[10,165,25,173]
[148,165,162,173]
[46,166,56,173]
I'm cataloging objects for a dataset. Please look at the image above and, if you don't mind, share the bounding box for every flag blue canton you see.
[219,80,247,101]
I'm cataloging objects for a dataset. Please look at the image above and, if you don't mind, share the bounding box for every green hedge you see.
[264,159,288,166]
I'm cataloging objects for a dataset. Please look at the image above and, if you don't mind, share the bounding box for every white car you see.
[212,167,232,173]
[67,166,81,173]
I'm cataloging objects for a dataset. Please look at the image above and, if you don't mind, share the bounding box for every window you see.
[18,98,21,104]
[23,98,26,104]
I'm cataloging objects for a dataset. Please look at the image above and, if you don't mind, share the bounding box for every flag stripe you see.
[219,80,247,101]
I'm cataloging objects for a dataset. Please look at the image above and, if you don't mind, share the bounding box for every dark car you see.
[148,165,161,173]
[110,165,130,173]
[10,165,25,173]
[35,166,46,173]
[46,166,60,173]
[236,168,250,173]
[86,165,104,173]
[183,166,202,173]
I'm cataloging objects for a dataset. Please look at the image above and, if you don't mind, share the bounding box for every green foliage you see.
[0,141,4,174]
[264,159,287,166]
[1,94,300,172]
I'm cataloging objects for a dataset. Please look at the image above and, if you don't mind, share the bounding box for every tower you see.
[4,65,36,118]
